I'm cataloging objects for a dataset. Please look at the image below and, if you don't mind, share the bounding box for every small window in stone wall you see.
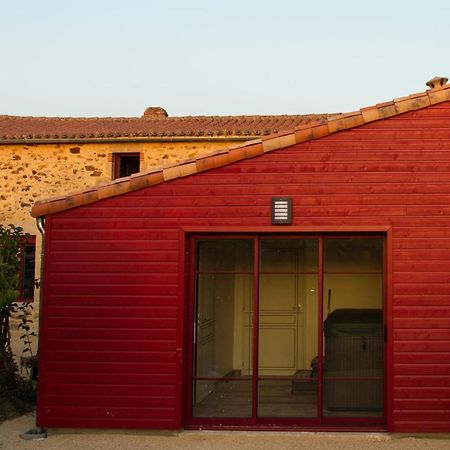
[18,236,36,302]
[113,153,140,179]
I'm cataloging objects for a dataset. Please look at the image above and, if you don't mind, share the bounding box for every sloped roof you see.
[0,113,330,143]
[31,81,450,219]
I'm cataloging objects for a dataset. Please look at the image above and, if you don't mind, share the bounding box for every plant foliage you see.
[0,224,29,377]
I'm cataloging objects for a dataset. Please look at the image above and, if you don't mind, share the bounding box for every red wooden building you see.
[32,77,450,433]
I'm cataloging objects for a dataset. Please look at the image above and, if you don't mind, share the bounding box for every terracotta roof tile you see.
[0,113,330,142]
[31,81,450,218]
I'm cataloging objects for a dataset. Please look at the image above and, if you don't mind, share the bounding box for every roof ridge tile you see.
[30,81,450,218]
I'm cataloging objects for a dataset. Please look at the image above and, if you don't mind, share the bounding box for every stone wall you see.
[0,140,234,229]
[0,138,237,364]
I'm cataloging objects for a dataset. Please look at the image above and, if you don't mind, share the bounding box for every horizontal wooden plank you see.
[395,364,450,376]
[393,305,450,316]
[395,354,450,364]
[50,229,180,240]
[394,238,450,250]
[45,350,177,364]
[219,162,450,174]
[48,285,178,296]
[47,273,178,285]
[38,416,178,429]
[395,375,450,387]
[48,261,178,274]
[394,398,450,410]
[50,250,178,263]
[394,410,450,422]
[242,148,450,160]
[46,305,177,319]
[50,239,179,252]
[46,317,177,329]
[393,262,450,272]
[40,405,176,420]
[394,285,450,295]
[45,362,178,377]
[394,318,450,329]
[46,295,178,307]
[161,172,450,185]
[45,394,176,409]
[394,387,450,399]
[394,227,450,238]
[49,383,175,397]
[47,193,450,209]
[45,326,176,342]
[393,296,450,307]
[394,329,450,340]
[44,372,176,386]
[393,250,450,261]
[392,421,450,433]
[394,273,450,283]
[395,341,450,352]
[141,182,450,197]
[45,338,177,363]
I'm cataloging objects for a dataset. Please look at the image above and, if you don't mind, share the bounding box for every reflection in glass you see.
[258,239,319,418]
[193,239,253,418]
[323,238,383,418]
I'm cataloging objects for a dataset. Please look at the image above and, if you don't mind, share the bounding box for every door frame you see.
[182,227,392,431]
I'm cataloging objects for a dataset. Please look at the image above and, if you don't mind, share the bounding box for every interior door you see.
[257,239,319,418]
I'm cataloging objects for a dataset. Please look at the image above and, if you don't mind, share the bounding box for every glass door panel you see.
[189,235,385,426]
[193,239,254,418]
[258,239,319,418]
[322,238,384,418]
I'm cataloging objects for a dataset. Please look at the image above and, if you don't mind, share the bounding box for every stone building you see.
[0,107,327,306]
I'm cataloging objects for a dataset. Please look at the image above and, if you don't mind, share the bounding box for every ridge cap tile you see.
[30,82,450,217]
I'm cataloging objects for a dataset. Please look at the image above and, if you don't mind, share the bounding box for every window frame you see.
[112,153,141,180]
[17,235,36,302]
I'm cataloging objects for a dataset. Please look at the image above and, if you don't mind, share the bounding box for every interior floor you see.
[193,377,382,419]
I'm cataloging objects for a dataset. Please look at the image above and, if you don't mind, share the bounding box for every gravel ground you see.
[1,413,450,450]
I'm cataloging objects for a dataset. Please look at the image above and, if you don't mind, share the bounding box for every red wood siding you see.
[38,102,450,432]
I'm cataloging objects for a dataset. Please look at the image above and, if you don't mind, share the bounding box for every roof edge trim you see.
[31,84,450,218]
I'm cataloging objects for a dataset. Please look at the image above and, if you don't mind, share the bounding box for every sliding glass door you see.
[188,235,384,427]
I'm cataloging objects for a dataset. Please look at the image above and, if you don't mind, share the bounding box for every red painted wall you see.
[37,102,450,432]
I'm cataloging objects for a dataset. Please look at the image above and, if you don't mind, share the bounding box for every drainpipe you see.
[21,217,48,440]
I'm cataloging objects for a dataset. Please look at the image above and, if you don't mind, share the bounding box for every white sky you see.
[1,0,449,117]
